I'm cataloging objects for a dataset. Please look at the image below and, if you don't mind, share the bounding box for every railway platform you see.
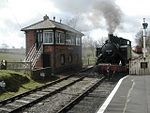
[97,75,150,113]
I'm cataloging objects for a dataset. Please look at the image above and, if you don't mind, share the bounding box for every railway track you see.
[22,76,104,113]
[0,75,84,113]
[0,66,94,113]
[58,77,121,113]
[0,66,121,113]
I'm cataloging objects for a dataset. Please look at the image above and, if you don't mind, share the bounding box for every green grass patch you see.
[0,81,42,101]
[0,70,29,92]
[0,70,59,101]
[0,52,25,61]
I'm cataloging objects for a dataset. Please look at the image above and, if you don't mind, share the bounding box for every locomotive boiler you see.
[96,34,131,74]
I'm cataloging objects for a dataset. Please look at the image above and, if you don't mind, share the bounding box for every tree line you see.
[135,30,150,52]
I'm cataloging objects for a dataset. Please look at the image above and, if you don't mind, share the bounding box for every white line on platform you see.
[96,76,128,113]
[123,79,135,113]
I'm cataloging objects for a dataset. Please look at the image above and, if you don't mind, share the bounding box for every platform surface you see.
[97,75,150,113]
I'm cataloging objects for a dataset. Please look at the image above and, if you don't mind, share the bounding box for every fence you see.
[4,61,32,72]
[3,58,96,71]
[82,58,96,66]
[129,58,150,75]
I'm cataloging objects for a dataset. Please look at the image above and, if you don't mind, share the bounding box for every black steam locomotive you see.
[96,34,131,67]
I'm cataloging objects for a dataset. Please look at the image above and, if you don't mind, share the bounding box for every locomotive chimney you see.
[53,16,56,21]
[43,14,49,20]
[108,34,113,40]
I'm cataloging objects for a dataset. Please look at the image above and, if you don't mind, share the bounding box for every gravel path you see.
[22,77,100,113]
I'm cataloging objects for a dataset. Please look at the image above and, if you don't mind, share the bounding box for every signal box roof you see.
[21,15,84,36]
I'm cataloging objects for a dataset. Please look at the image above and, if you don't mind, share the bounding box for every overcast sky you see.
[0,0,150,48]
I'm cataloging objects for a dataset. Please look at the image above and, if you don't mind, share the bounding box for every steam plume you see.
[52,0,122,33]
[92,0,122,33]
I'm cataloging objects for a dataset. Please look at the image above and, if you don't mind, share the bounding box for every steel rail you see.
[0,66,94,113]
[0,75,71,106]
[56,76,105,113]
[8,76,84,113]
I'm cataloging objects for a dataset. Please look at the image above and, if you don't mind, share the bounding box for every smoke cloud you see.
[92,0,122,33]
[52,0,123,33]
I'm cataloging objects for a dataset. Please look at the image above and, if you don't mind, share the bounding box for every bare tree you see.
[82,36,96,57]
[1,43,9,52]
[64,16,79,29]
[146,31,150,48]
[95,37,106,47]
[135,30,143,47]
[135,30,150,48]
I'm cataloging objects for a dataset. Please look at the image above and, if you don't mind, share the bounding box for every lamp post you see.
[142,18,148,60]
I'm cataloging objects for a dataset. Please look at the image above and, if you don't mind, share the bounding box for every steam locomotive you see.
[96,34,131,74]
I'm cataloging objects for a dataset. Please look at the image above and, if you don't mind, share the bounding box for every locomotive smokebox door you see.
[140,62,148,69]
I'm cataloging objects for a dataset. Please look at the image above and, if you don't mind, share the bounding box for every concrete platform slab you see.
[97,75,150,113]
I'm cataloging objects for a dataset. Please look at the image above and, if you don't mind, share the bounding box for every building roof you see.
[21,15,84,36]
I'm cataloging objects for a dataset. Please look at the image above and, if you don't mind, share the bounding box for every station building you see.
[21,15,84,73]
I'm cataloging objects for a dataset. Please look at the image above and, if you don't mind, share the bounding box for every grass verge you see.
[0,70,58,101]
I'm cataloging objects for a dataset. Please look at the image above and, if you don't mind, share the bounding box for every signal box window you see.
[55,32,65,44]
[66,33,76,45]
[43,31,54,44]
[36,30,43,49]
[76,36,81,46]
[66,33,71,45]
